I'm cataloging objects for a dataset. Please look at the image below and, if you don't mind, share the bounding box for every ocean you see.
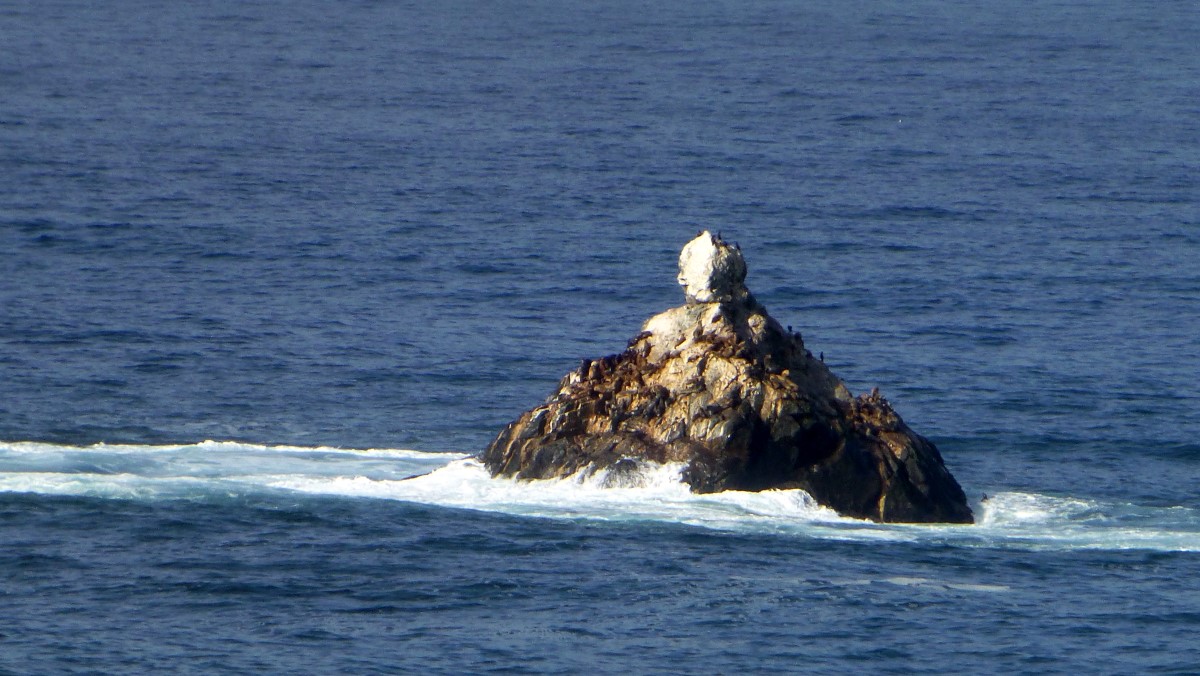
[2,0,1199,672]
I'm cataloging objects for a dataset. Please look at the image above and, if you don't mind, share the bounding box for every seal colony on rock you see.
[481,232,973,524]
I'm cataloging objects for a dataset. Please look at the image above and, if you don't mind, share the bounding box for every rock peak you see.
[677,231,747,304]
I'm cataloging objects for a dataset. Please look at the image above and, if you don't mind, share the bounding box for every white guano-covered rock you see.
[676,231,747,303]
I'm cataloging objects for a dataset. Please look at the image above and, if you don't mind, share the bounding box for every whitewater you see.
[5,440,1197,553]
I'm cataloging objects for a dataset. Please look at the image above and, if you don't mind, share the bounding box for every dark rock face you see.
[481,232,973,524]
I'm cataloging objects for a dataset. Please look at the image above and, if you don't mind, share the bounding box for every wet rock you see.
[481,231,973,524]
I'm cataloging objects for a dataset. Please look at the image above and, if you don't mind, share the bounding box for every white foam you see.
[977,491,1099,526]
[3,440,1200,551]
[0,439,458,460]
[0,439,464,500]
[268,459,844,529]
[0,471,246,501]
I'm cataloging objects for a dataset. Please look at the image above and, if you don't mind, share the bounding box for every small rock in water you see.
[481,231,973,524]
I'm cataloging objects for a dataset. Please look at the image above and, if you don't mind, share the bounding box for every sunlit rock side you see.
[481,231,973,524]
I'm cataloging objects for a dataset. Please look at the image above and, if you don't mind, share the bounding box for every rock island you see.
[481,232,973,523]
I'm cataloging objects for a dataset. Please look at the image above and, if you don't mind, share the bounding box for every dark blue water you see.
[3,0,1199,672]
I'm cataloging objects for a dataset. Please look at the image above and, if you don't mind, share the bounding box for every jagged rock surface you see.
[481,232,973,524]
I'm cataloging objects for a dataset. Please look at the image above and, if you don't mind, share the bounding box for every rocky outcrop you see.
[481,232,973,524]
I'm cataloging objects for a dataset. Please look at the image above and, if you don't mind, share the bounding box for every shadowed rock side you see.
[481,232,973,524]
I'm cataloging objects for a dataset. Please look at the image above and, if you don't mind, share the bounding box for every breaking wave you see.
[3,440,1199,552]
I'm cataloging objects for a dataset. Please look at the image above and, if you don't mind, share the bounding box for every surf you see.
[3,439,1199,552]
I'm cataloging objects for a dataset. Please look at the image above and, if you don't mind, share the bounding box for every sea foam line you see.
[0,439,464,460]
[2,440,1200,551]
